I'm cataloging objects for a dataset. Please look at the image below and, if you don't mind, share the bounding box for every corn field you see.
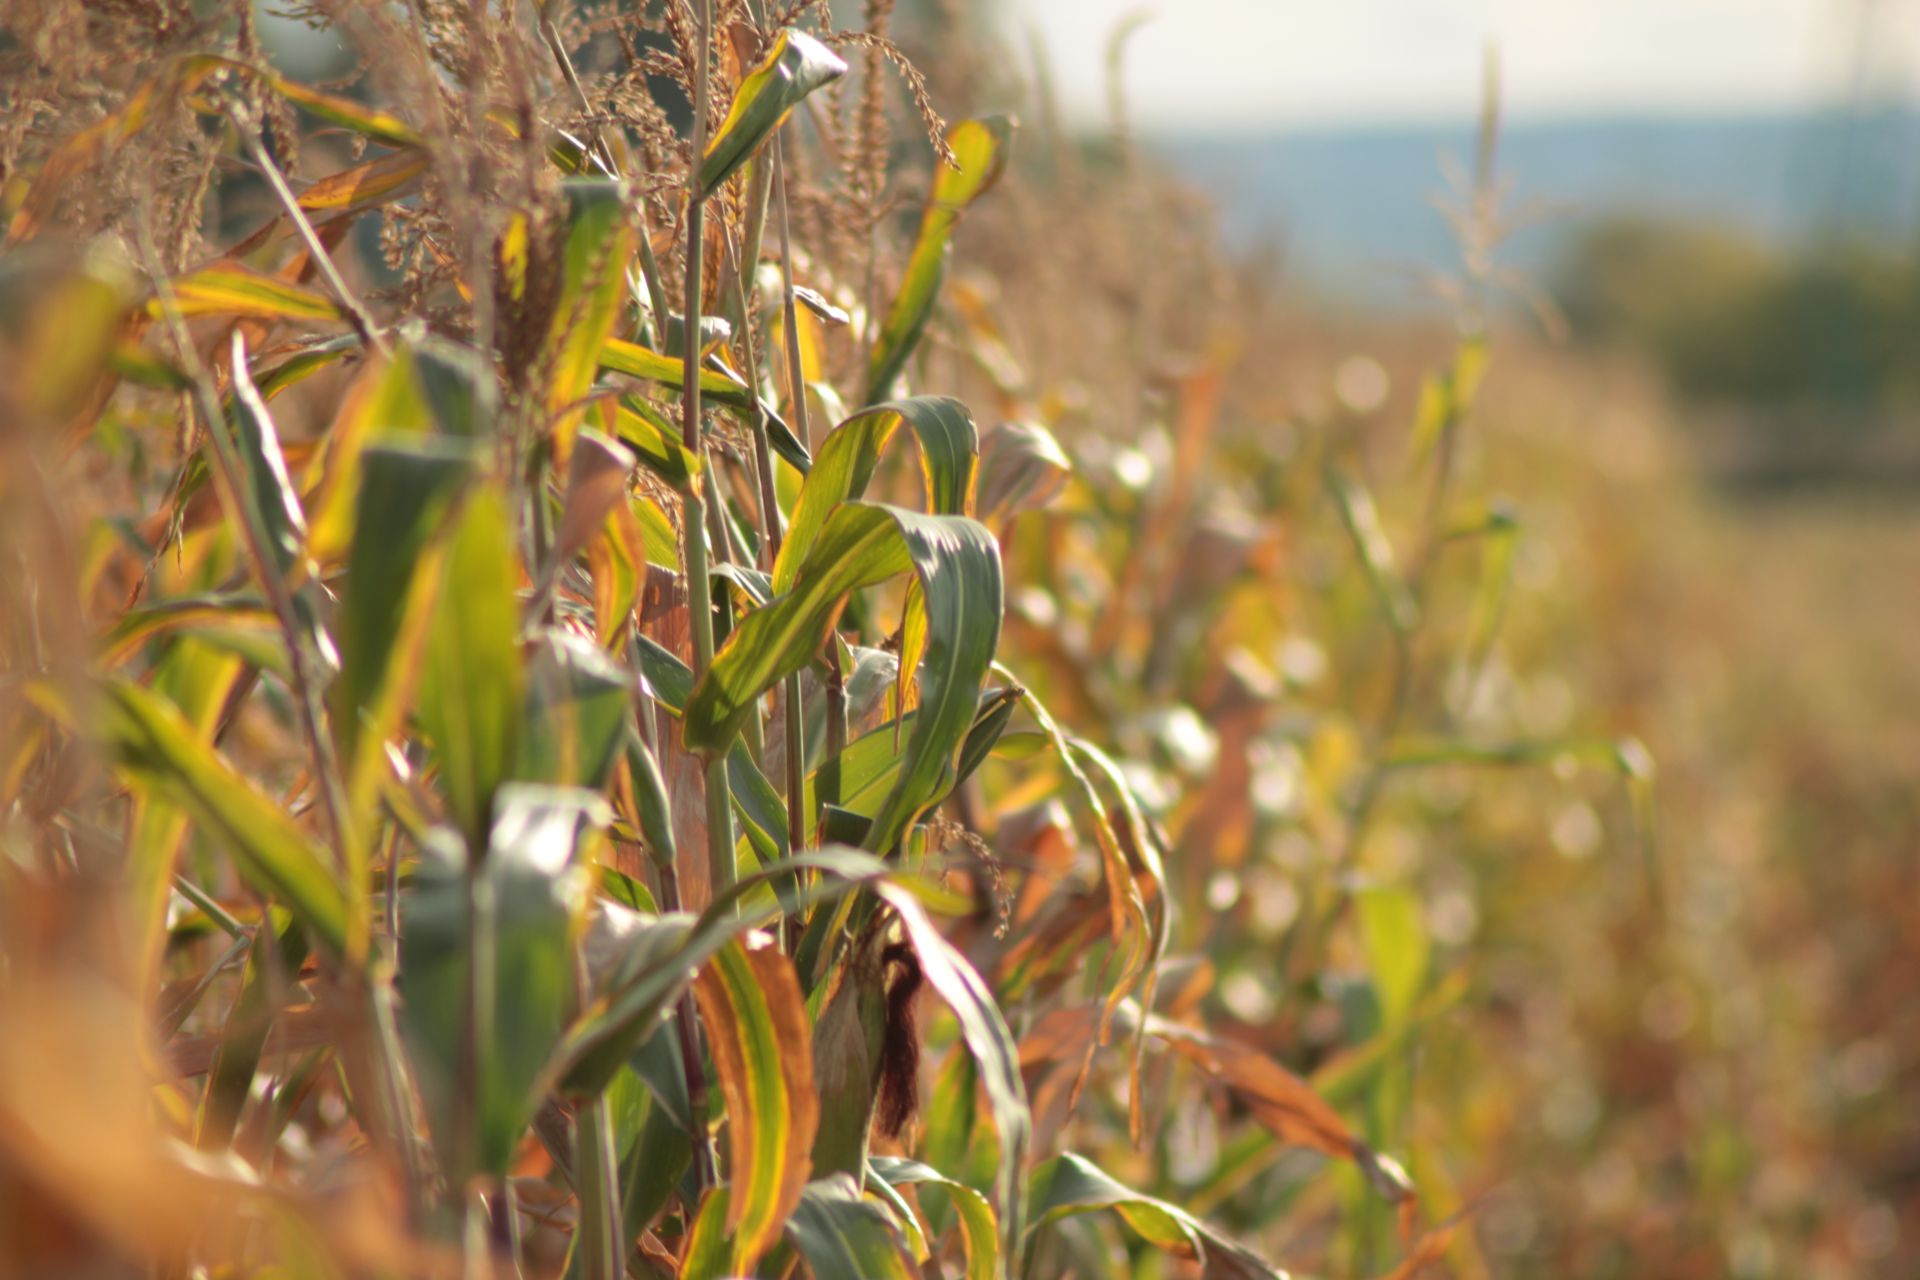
[0,3,1695,1278]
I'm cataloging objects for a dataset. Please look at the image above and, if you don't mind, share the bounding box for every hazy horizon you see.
[1147,110,1920,304]
[1020,0,1920,130]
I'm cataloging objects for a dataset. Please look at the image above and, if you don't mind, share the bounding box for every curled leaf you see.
[700,30,849,194]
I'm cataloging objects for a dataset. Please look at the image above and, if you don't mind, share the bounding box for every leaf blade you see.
[95,680,350,959]
[692,936,819,1273]
[699,30,849,193]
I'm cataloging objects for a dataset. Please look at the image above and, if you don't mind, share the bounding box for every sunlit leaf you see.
[687,503,1001,856]
[773,396,980,594]
[332,439,475,775]
[292,150,429,214]
[543,181,636,439]
[225,335,309,578]
[623,737,677,870]
[807,686,1018,833]
[417,485,522,855]
[515,629,633,792]
[556,848,893,1096]
[867,116,1015,404]
[250,67,424,147]
[680,1186,734,1280]
[306,340,479,561]
[692,934,818,1273]
[94,680,349,959]
[98,593,276,668]
[699,30,849,194]
[126,638,243,981]
[606,395,699,490]
[150,264,341,323]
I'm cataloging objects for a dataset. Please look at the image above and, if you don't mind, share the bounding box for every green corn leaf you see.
[1024,1152,1286,1279]
[95,679,350,960]
[127,638,243,982]
[599,337,812,472]
[408,336,499,437]
[691,935,818,1274]
[251,335,360,401]
[555,848,893,1097]
[634,634,694,712]
[869,1157,1000,1280]
[865,1172,929,1260]
[515,629,634,792]
[150,264,341,323]
[332,439,475,775]
[867,116,1015,404]
[251,67,424,147]
[544,181,635,429]
[773,396,980,594]
[729,744,793,861]
[807,686,1018,832]
[685,503,1002,856]
[699,30,849,194]
[680,1188,735,1280]
[609,396,699,490]
[399,787,602,1179]
[306,338,489,560]
[1024,1152,1202,1260]
[628,1004,693,1133]
[623,737,676,869]
[98,593,275,668]
[417,485,522,856]
[785,1175,918,1280]
[599,336,749,404]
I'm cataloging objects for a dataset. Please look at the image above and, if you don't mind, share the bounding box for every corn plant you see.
[0,3,1450,1277]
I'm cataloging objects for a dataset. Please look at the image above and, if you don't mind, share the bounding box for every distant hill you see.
[1151,110,1920,304]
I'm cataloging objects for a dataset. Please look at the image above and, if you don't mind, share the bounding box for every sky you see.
[1018,0,1920,128]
